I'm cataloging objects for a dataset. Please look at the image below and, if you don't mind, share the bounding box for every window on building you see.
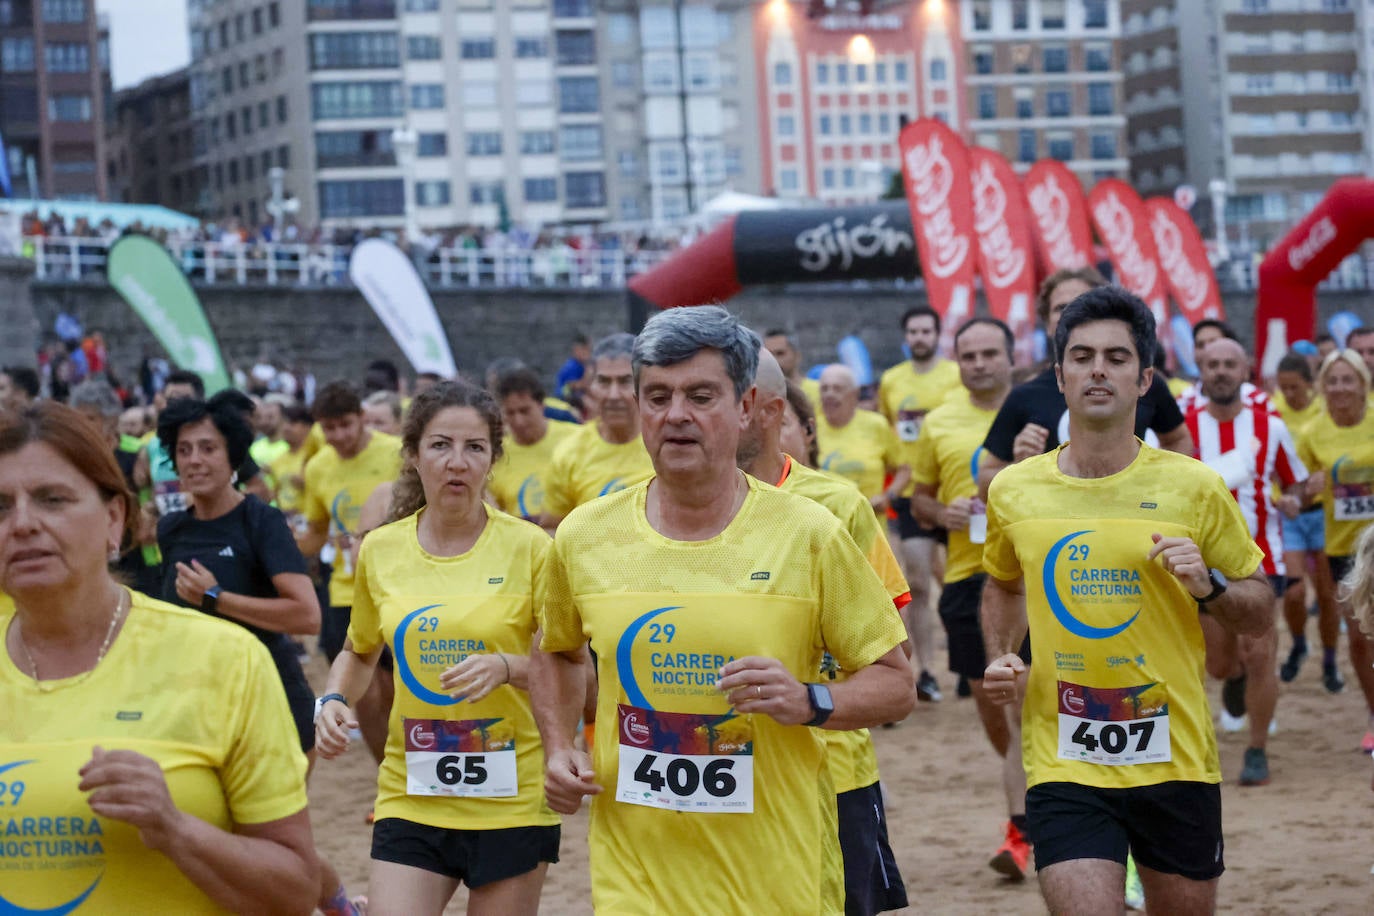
[1091,133,1117,159]
[520,130,555,155]
[252,7,263,34]
[973,47,994,75]
[835,62,849,85]
[893,60,909,83]
[461,37,496,59]
[929,58,947,81]
[554,0,594,15]
[277,95,288,122]
[1018,129,1036,163]
[1083,0,1108,28]
[1088,82,1113,115]
[839,113,852,134]
[311,81,404,119]
[558,76,598,113]
[978,88,997,119]
[779,169,799,192]
[315,130,395,168]
[524,177,558,202]
[822,167,836,190]
[1,37,34,71]
[565,171,606,208]
[1327,72,1354,91]
[319,179,404,217]
[653,145,684,181]
[607,13,634,45]
[1085,44,1111,72]
[258,101,269,128]
[874,61,887,83]
[777,114,796,137]
[47,93,91,121]
[1015,89,1033,119]
[468,181,502,204]
[1042,0,1066,28]
[261,151,273,173]
[226,116,236,140]
[560,124,602,160]
[813,61,828,85]
[405,0,439,9]
[407,36,441,60]
[1047,88,1071,117]
[879,112,891,135]
[515,37,548,58]
[858,112,872,134]
[228,159,239,184]
[310,33,401,69]
[1048,134,1074,160]
[819,114,832,135]
[466,131,502,156]
[972,0,991,30]
[418,132,448,156]
[244,155,256,181]
[618,150,639,178]
[415,180,450,206]
[41,0,84,23]
[255,54,267,82]
[684,52,717,90]
[1011,0,1029,29]
[515,80,551,106]
[239,61,249,86]
[44,41,89,72]
[410,83,445,109]
[270,2,281,26]
[773,61,792,86]
[556,30,595,66]
[1043,46,1068,73]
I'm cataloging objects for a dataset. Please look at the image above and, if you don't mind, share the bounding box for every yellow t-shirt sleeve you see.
[1197,474,1266,581]
[1295,432,1318,474]
[536,536,585,653]
[881,420,903,469]
[909,419,938,486]
[346,538,384,655]
[302,455,328,527]
[845,497,910,602]
[220,636,310,825]
[542,449,573,520]
[982,476,1020,581]
[816,527,906,670]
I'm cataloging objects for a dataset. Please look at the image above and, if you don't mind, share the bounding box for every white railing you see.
[24,235,675,290]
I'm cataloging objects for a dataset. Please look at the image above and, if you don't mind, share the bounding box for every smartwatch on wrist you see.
[804,682,834,727]
[1196,568,1228,606]
[314,693,348,722]
[201,585,222,614]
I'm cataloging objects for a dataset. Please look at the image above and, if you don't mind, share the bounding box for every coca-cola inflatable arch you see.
[1256,177,1374,373]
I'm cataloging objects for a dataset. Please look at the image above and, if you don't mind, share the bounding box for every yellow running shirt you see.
[268,444,311,522]
[0,592,308,914]
[0,592,10,617]
[911,396,1000,583]
[488,420,578,522]
[348,506,558,830]
[539,477,907,914]
[878,359,962,496]
[302,430,401,607]
[816,409,902,500]
[801,376,821,412]
[1271,392,1323,436]
[983,445,1262,791]
[1295,408,1374,558]
[777,457,909,796]
[541,423,653,520]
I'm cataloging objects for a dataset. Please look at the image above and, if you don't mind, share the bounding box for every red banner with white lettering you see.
[1144,197,1224,325]
[969,147,1038,364]
[1022,159,1095,273]
[1088,179,1170,334]
[898,118,977,356]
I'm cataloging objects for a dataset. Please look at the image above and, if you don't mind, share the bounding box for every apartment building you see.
[105,68,199,212]
[960,0,1128,182]
[0,0,111,200]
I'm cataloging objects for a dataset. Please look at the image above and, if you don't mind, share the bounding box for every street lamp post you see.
[391,125,420,246]
[265,166,299,240]
[1208,177,1230,264]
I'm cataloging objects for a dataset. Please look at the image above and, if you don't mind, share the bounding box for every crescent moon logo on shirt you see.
[409,722,435,749]
[516,475,542,518]
[1043,530,1141,639]
[0,760,105,916]
[1332,455,1350,485]
[599,477,626,497]
[615,606,681,710]
[329,490,357,534]
[969,446,985,481]
[393,604,458,706]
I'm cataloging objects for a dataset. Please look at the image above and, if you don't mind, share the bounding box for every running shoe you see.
[916,670,943,703]
[1323,663,1345,695]
[1218,709,1246,734]
[988,821,1031,881]
[1124,854,1145,911]
[1239,747,1270,786]
[1361,731,1374,755]
[1279,644,1307,683]
[957,675,972,698]
[1221,674,1247,718]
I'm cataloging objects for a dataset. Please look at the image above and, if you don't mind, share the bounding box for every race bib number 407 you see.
[404,717,517,797]
[1057,681,1170,766]
[616,705,754,813]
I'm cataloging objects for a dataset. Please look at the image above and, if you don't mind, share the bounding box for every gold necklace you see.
[13,590,126,693]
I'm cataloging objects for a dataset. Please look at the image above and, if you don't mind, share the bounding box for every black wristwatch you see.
[804,682,835,727]
[201,585,222,614]
[314,693,348,722]
[1196,568,1228,606]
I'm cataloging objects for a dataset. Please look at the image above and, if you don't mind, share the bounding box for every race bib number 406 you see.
[404,717,517,797]
[1057,681,1170,766]
[616,705,754,813]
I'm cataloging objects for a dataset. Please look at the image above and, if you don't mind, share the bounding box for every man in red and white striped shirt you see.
[1185,338,1313,786]
[1176,319,1275,416]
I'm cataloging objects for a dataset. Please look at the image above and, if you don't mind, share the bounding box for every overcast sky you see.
[97,0,190,89]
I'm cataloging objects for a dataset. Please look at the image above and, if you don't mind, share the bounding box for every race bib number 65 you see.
[1057,681,1171,766]
[616,705,754,813]
[404,717,518,797]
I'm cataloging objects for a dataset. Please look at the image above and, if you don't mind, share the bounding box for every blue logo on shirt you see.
[1043,530,1141,640]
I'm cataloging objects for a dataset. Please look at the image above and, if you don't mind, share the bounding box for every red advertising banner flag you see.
[1144,197,1224,325]
[970,147,1038,364]
[899,118,977,356]
[1088,179,1170,332]
[1023,159,1094,273]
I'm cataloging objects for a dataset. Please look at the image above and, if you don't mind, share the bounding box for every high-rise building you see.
[0,0,111,200]
[960,0,1128,182]
[1123,0,1370,250]
[105,68,198,212]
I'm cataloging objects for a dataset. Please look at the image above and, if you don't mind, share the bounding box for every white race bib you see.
[1057,680,1171,766]
[404,717,518,797]
[153,481,186,515]
[615,704,754,813]
[1334,492,1374,521]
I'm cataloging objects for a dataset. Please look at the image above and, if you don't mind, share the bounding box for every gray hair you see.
[68,379,122,419]
[363,389,403,421]
[592,332,637,365]
[633,306,761,399]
